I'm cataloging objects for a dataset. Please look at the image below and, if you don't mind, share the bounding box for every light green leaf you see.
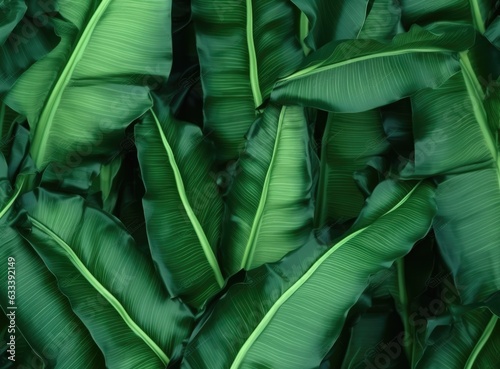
[20,189,194,368]
[181,180,436,369]
[271,24,475,112]
[220,104,315,275]
[4,0,172,171]
[0,226,106,369]
[135,97,224,308]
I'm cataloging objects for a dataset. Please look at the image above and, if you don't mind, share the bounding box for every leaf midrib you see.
[149,108,224,287]
[240,107,287,270]
[469,0,486,34]
[279,47,456,82]
[230,182,423,368]
[459,51,500,187]
[246,0,262,108]
[28,216,169,366]
[464,315,498,369]
[0,177,25,220]
[31,0,112,168]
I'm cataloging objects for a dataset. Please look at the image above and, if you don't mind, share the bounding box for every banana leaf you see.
[4,0,172,173]
[315,0,402,227]
[135,97,224,308]
[271,23,475,112]
[191,0,304,161]
[0,150,105,368]
[180,180,436,369]
[0,225,106,369]
[19,189,194,368]
[401,0,497,33]
[290,0,369,50]
[220,103,316,276]
[486,16,500,48]
[0,0,60,97]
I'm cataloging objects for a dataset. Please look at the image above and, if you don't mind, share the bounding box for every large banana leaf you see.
[220,104,315,276]
[19,189,194,368]
[271,23,475,112]
[398,40,500,304]
[401,0,497,33]
[290,0,369,50]
[135,98,224,308]
[4,0,172,171]
[0,227,106,368]
[180,180,436,369]
[315,0,401,227]
[0,151,105,368]
[191,0,304,161]
[432,170,500,304]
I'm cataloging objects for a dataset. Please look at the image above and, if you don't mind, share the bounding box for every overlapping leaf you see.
[181,180,436,369]
[191,0,304,161]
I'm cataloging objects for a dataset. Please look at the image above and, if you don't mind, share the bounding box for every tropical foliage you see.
[0,0,499,368]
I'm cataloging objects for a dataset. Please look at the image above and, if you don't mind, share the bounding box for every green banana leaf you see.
[432,170,500,304]
[180,180,436,369]
[191,0,304,161]
[4,0,172,172]
[0,0,60,97]
[401,0,496,33]
[315,0,402,228]
[316,110,390,227]
[358,0,405,41]
[135,97,224,308]
[0,0,26,46]
[400,73,495,177]
[0,103,24,157]
[397,39,500,305]
[486,16,500,48]
[0,226,106,369]
[414,309,499,369]
[290,0,369,50]
[89,153,123,213]
[220,104,315,276]
[19,189,194,368]
[271,23,475,113]
[0,150,105,368]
